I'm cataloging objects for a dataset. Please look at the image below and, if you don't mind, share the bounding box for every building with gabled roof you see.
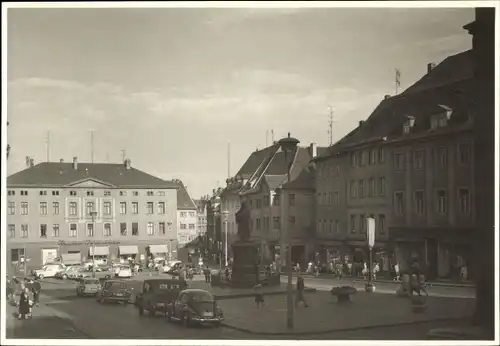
[311,48,476,279]
[6,157,179,269]
[172,179,198,248]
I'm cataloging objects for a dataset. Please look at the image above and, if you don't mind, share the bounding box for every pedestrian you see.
[347,262,353,277]
[373,262,380,280]
[460,263,468,281]
[224,267,230,281]
[307,261,313,274]
[203,265,211,283]
[362,262,368,279]
[295,274,308,308]
[18,286,31,320]
[394,262,401,282]
[7,279,14,302]
[254,283,264,308]
[32,277,41,306]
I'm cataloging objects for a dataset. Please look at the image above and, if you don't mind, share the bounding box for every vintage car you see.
[55,266,79,280]
[95,279,131,304]
[166,289,223,327]
[135,279,187,317]
[76,278,101,297]
[32,264,66,279]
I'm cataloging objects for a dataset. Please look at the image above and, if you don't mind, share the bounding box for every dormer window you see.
[430,113,448,130]
[403,123,411,134]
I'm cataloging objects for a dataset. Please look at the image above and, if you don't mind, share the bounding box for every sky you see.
[6,5,474,198]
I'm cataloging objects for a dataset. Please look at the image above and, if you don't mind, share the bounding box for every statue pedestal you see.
[229,241,260,288]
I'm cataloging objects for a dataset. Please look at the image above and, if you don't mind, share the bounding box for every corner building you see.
[6,158,179,268]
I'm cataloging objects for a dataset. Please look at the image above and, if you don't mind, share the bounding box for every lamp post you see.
[365,216,376,292]
[222,211,229,267]
[278,132,300,330]
[90,211,97,278]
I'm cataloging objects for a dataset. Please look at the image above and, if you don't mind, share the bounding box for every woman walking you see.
[18,286,31,320]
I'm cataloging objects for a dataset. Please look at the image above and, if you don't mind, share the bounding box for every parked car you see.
[96,280,131,304]
[163,260,182,273]
[115,265,132,278]
[70,267,85,280]
[166,289,223,327]
[55,266,77,280]
[135,278,187,317]
[32,264,66,279]
[76,278,102,297]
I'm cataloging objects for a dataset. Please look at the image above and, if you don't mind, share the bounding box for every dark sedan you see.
[166,289,223,327]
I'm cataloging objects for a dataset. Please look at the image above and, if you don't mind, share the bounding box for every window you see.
[317,193,321,205]
[273,217,280,229]
[189,212,195,217]
[158,202,166,214]
[458,188,470,215]
[263,196,270,207]
[359,215,366,234]
[40,224,47,238]
[437,147,447,167]
[69,224,77,237]
[40,202,48,215]
[9,224,15,238]
[120,191,127,196]
[146,202,154,214]
[369,149,377,165]
[413,150,425,170]
[322,220,327,233]
[249,219,253,230]
[103,191,111,196]
[289,216,296,228]
[395,153,405,170]
[289,194,296,206]
[256,218,261,230]
[147,191,154,196]
[180,223,187,230]
[86,191,94,196]
[335,220,340,233]
[334,192,339,205]
[132,202,139,214]
[70,190,77,196]
[8,202,15,215]
[249,200,253,208]
[87,223,94,237]
[414,191,425,215]
[351,152,357,167]
[52,224,60,237]
[120,223,127,236]
[394,191,405,216]
[350,180,357,198]
[359,151,365,166]
[378,215,386,234]
[132,191,138,196]
[328,220,333,233]
[120,202,127,215]
[132,222,138,236]
[104,223,112,237]
[52,202,60,215]
[180,212,187,218]
[189,224,195,230]
[458,143,471,165]
[8,190,15,196]
[256,199,262,209]
[403,124,411,134]
[272,194,280,206]
[52,190,60,196]
[103,202,112,215]
[86,202,95,215]
[368,178,375,197]
[20,190,28,196]
[21,202,29,215]
[436,190,447,215]
[21,224,29,238]
[39,190,47,196]
[69,202,77,216]
[350,215,356,233]
[358,180,365,198]
[378,148,385,163]
[264,217,270,230]
[159,222,166,235]
[378,177,385,196]
[158,191,165,196]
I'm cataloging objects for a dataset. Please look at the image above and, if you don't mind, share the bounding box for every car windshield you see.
[189,291,214,302]
[120,266,130,270]
[84,279,100,285]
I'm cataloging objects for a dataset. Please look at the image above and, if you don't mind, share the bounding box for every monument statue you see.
[235,201,251,241]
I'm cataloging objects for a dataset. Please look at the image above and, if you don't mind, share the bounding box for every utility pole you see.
[328,106,334,146]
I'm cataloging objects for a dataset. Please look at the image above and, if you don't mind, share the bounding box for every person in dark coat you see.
[203,265,211,283]
[295,275,308,308]
[254,283,264,307]
[32,277,42,306]
[18,286,31,320]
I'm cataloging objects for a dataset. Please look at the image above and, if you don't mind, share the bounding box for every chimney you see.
[124,158,131,170]
[25,156,31,168]
[359,120,365,127]
[309,142,317,157]
[427,63,436,74]
[73,156,78,170]
[29,158,34,167]
[384,95,391,100]
[407,115,416,127]
[60,158,64,163]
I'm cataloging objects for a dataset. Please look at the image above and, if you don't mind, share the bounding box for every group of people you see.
[6,276,42,320]
[253,273,308,308]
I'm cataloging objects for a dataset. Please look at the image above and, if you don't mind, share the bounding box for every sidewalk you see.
[218,290,475,335]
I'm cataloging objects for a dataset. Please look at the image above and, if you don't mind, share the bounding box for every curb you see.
[215,288,317,300]
[348,278,474,288]
[220,315,472,336]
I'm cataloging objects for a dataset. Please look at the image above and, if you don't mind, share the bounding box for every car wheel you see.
[104,275,111,280]
[38,274,44,279]
[62,274,68,280]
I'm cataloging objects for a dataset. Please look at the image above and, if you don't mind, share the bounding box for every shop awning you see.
[119,245,138,255]
[61,253,82,265]
[89,246,109,256]
[149,245,168,254]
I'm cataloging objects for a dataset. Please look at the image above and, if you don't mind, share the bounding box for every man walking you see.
[295,274,308,308]
[32,277,41,306]
[203,265,211,283]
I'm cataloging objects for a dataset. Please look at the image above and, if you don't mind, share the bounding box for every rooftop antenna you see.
[328,106,335,146]
[121,149,126,162]
[45,130,51,162]
[395,68,401,95]
[271,129,275,143]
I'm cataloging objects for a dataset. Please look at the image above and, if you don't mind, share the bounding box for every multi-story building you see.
[173,180,197,248]
[220,141,326,265]
[194,198,208,237]
[206,188,222,262]
[313,47,476,279]
[6,158,178,268]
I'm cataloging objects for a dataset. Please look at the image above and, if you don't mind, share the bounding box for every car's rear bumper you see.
[101,296,130,302]
[191,316,224,324]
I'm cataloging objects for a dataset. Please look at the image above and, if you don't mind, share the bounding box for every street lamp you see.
[90,210,98,278]
[366,215,376,292]
[222,210,229,267]
[278,132,300,330]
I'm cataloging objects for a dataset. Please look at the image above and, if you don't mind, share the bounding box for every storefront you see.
[61,252,82,266]
[89,246,110,265]
[118,245,139,263]
[148,244,168,261]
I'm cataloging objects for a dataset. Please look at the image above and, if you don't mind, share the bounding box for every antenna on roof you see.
[395,68,401,95]
[327,106,334,146]
[271,129,274,143]
[121,149,126,162]
[45,130,51,162]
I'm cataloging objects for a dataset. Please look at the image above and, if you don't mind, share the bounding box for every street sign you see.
[367,217,376,248]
